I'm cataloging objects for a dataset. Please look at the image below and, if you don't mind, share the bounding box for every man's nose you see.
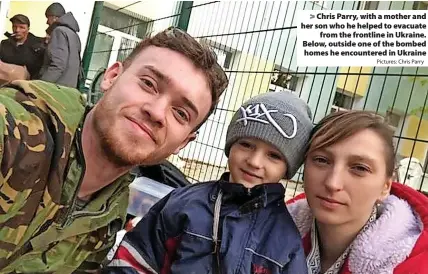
[141,96,168,127]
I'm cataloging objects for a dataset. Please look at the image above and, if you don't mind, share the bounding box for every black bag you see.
[136,160,190,188]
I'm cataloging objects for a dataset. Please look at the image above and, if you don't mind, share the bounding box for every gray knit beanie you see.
[224,91,313,179]
[45,3,66,17]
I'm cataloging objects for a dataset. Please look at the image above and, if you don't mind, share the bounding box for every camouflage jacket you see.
[0,80,132,273]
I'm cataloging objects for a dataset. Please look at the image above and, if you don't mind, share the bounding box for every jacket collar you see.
[286,183,427,274]
[211,172,285,210]
[74,105,91,167]
[6,32,39,46]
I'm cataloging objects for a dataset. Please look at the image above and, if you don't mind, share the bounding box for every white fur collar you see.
[287,195,423,273]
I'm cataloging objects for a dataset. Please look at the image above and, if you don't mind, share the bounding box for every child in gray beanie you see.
[105,91,311,274]
[225,90,313,180]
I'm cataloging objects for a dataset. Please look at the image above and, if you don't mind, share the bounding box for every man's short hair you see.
[123,27,229,130]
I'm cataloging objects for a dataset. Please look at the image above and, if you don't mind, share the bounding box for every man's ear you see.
[100,62,123,93]
[173,132,197,154]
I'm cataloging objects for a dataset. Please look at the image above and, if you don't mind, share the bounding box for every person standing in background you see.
[39,2,82,88]
[0,14,45,79]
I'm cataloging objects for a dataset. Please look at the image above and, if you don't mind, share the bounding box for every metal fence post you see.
[79,1,104,93]
[177,1,193,31]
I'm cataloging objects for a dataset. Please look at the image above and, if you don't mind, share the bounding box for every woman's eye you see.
[313,156,329,165]
[352,165,371,175]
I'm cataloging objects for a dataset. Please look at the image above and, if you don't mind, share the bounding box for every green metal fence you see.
[82,1,428,198]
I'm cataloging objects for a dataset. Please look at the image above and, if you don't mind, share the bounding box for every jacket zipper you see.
[60,126,86,228]
[212,189,223,274]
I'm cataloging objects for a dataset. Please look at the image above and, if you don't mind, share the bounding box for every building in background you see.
[180,1,428,187]
[84,1,181,84]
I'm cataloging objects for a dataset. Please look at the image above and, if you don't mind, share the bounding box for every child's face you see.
[228,137,287,188]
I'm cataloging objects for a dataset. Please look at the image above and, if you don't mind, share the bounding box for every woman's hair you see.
[308,110,396,177]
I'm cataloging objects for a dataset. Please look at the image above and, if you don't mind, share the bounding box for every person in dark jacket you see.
[103,91,313,274]
[39,2,82,88]
[0,14,45,79]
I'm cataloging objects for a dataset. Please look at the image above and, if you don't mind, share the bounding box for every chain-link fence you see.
[82,1,428,198]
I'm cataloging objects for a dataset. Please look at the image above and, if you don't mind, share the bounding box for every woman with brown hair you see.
[287,110,428,274]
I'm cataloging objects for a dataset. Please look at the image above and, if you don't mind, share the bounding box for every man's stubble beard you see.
[93,95,139,168]
[92,94,162,168]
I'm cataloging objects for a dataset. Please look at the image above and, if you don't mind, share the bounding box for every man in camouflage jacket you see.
[0,27,228,273]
